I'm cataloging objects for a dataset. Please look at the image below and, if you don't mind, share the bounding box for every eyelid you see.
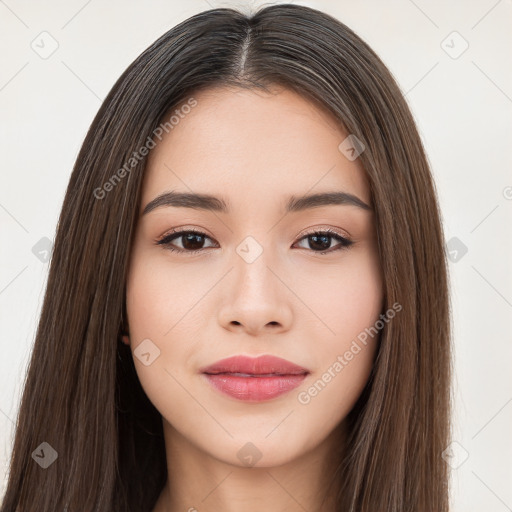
[156,225,215,243]
[296,225,351,240]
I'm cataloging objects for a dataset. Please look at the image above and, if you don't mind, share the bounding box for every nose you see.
[217,250,293,336]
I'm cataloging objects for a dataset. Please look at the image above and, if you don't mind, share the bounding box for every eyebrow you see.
[142,190,372,216]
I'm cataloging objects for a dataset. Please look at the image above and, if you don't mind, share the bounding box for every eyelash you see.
[155,227,354,256]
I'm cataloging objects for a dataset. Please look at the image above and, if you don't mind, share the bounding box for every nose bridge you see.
[217,233,293,333]
[232,234,280,303]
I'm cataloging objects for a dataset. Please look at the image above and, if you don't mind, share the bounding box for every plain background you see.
[1,0,511,510]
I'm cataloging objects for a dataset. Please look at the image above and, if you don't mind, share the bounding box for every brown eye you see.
[156,228,353,256]
[157,230,217,253]
[294,230,353,254]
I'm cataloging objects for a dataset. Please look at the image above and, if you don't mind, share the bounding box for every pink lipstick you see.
[200,355,309,402]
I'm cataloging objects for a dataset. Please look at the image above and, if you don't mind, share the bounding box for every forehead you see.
[141,85,371,213]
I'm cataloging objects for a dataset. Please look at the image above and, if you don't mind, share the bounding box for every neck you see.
[152,419,346,512]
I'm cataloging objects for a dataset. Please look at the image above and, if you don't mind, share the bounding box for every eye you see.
[293,228,354,254]
[156,228,217,254]
[156,227,354,255]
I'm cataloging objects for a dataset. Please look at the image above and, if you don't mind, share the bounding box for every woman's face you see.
[124,85,383,468]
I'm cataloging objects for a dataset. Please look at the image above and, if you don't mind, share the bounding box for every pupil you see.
[182,233,204,250]
[310,234,330,251]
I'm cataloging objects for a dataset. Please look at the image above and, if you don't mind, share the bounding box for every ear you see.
[121,334,130,346]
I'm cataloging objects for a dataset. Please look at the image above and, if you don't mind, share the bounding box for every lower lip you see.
[203,373,308,402]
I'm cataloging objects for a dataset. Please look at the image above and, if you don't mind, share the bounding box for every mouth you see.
[200,355,310,402]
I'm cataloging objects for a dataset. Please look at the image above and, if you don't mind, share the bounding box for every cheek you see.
[124,250,204,419]
[296,341,376,445]
[301,248,383,343]
[124,245,217,391]
[295,249,382,410]
[125,248,207,342]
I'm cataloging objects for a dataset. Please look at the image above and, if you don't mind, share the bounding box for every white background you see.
[1,0,511,510]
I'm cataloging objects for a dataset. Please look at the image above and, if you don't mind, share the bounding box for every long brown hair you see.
[1,4,451,511]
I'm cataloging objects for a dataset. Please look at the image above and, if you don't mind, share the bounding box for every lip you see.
[200,355,310,402]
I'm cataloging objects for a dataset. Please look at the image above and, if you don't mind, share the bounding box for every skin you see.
[122,85,384,512]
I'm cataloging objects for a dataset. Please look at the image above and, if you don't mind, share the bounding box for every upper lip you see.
[200,355,309,376]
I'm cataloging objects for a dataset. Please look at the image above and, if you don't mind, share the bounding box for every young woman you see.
[1,4,452,511]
